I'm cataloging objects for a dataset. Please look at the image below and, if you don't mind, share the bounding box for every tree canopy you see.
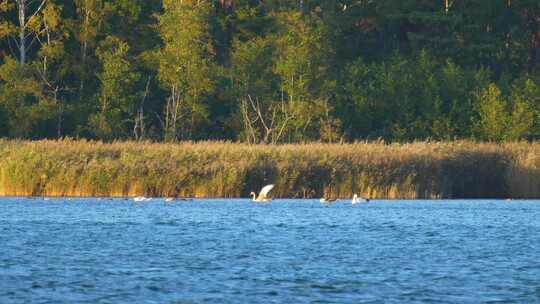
[1,0,539,142]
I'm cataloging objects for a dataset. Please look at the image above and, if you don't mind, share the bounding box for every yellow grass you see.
[0,139,538,199]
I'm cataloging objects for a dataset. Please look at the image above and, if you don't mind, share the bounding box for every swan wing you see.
[258,184,275,200]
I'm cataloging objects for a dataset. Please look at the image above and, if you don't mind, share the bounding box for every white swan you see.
[250,184,275,202]
[165,197,192,202]
[352,194,369,205]
[134,196,152,202]
[320,197,337,203]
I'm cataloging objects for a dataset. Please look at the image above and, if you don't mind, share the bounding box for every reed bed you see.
[0,139,538,199]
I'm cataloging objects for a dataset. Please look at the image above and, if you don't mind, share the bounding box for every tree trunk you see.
[527,12,540,73]
[17,0,26,65]
[134,77,150,141]
[16,0,47,65]
[79,8,90,101]
[528,29,540,73]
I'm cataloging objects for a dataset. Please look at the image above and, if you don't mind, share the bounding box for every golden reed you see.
[0,139,538,199]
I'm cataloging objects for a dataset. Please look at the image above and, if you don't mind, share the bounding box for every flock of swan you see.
[133,196,192,202]
[251,184,369,205]
[133,184,370,204]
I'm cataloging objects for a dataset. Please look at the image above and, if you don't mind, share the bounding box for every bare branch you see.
[27,0,47,26]
[248,94,270,134]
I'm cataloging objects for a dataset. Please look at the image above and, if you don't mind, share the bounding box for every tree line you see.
[1,0,539,143]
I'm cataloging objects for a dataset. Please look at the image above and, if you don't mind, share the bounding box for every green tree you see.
[89,36,139,140]
[0,0,65,138]
[230,36,282,143]
[0,56,54,138]
[273,11,339,142]
[35,1,69,137]
[72,0,108,100]
[156,0,215,141]
[506,78,540,139]
[473,83,509,141]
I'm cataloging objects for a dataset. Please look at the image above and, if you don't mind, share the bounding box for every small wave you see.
[154,220,179,226]
[308,283,337,290]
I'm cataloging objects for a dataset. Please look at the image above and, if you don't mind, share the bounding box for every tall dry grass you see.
[0,139,538,198]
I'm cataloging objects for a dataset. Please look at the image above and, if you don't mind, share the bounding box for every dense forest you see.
[1,0,540,143]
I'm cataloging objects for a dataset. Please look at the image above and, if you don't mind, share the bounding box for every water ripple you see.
[0,198,539,303]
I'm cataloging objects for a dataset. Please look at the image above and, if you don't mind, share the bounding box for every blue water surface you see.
[1,198,539,303]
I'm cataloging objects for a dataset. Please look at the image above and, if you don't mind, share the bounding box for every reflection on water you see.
[1,198,539,303]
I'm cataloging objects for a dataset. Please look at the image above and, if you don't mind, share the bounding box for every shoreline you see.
[0,139,539,199]
[0,196,530,201]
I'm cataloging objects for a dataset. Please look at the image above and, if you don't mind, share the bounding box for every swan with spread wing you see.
[352,194,370,204]
[250,184,275,202]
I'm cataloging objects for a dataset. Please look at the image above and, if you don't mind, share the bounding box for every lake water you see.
[1,198,539,303]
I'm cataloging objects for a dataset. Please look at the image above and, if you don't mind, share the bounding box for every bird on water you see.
[352,194,370,204]
[250,184,275,202]
[165,197,192,202]
[320,197,338,204]
[134,196,152,202]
